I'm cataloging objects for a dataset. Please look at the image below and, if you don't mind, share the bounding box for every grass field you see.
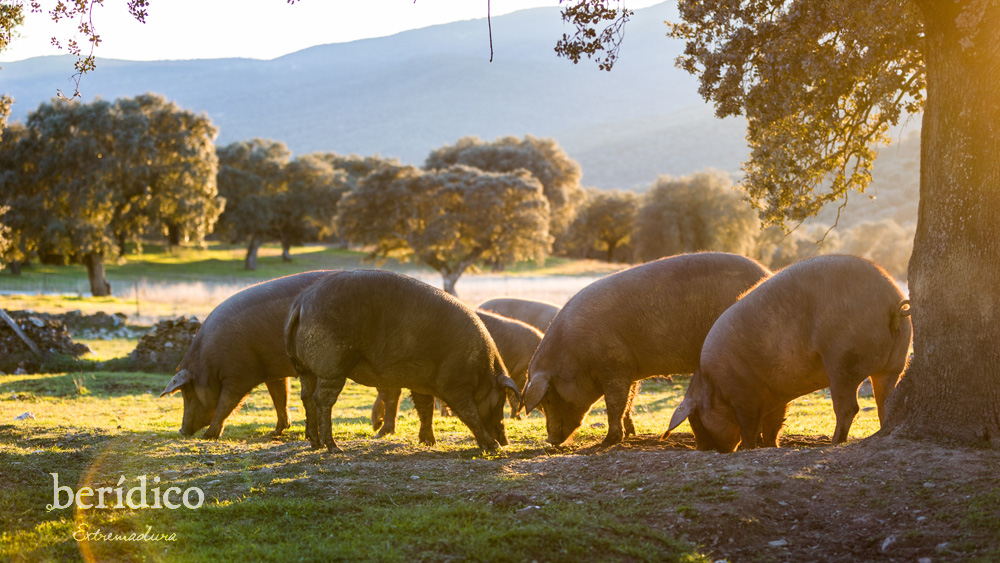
[0,365,892,562]
[3,246,997,562]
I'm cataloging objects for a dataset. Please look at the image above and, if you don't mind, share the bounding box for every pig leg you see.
[622,381,641,438]
[438,400,452,417]
[265,378,291,438]
[733,403,764,451]
[869,373,900,425]
[300,375,320,449]
[829,382,860,445]
[314,375,348,453]
[411,392,437,446]
[602,381,632,446]
[371,392,386,432]
[759,403,789,448]
[374,388,402,439]
[203,388,244,439]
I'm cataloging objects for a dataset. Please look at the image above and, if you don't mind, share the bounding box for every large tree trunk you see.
[8,260,21,276]
[244,236,261,271]
[83,252,112,297]
[281,236,293,262]
[605,240,618,263]
[441,272,460,297]
[167,223,182,250]
[882,3,1000,446]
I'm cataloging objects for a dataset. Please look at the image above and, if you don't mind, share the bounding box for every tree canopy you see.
[424,135,582,243]
[635,170,760,263]
[0,94,222,294]
[215,138,291,271]
[563,188,638,263]
[337,162,551,296]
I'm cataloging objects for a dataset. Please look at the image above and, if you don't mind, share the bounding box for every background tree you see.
[0,122,40,275]
[337,163,551,296]
[315,153,397,191]
[272,153,349,261]
[634,170,760,262]
[215,139,290,271]
[22,98,117,295]
[563,188,638,263]
[557,0,998,445]
[424,135,582,245]
[131,94,222,251]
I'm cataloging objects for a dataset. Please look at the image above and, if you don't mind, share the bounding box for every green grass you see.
[0,369,888,562]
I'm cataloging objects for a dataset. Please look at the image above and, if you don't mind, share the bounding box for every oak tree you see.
[564,188,639,263]
[424,135,582,244]
[337,163,551,296]
[215,139,290,271]
[273,153,350,261]
[634,170,760,262]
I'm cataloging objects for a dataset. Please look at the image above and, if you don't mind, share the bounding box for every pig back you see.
[476,310,543,385]
[534,253,771,377]
[292,270,500,382]
[477,298,560,333]
[700,255,909,391]
[179,270,337,383]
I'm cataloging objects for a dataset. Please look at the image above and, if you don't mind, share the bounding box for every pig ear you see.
[664,397,696,436]
[521,372,550,415]
[497,374,522,413]
[160,369,192,397]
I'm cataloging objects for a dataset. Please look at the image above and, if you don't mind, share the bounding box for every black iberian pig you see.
[521,252,771,446]
[371,310,544,443]
[477,297,561,333]
[665,254,912,453]
[284,270,522,452]
[159,270,335,439]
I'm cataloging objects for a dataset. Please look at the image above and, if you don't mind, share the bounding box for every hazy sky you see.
[1,0,663,62]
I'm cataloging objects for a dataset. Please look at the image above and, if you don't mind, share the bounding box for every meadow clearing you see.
[1,244,997,562]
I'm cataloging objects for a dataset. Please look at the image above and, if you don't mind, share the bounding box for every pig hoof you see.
[373,428,394,439]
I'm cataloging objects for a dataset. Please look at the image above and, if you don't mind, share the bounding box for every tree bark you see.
[9,260,21,276]
[244,236,261,271]
[167,223,182,250]
[605,240,618,263]
[882,3,1000,446]
[83,252,112,297]
[441,272,460,297]
[281,237,293,262]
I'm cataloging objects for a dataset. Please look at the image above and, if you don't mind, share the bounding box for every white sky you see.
[1,0,664,63]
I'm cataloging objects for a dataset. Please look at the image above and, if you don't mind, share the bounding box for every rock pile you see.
[18,310,139,340]
[0,311,91,372]
[130,317,201,372]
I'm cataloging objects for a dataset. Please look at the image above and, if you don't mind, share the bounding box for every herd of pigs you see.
[158,252,912,454]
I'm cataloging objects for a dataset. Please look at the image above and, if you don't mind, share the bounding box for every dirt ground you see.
[206,429,998,562]
[534,433,1000,562]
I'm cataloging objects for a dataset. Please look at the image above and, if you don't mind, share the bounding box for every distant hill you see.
[1,3,747,189]
[1,2,918,224]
